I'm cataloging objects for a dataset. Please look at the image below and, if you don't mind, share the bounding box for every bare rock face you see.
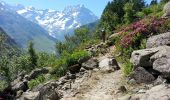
[130,67,155,83]
[146,32,170,48]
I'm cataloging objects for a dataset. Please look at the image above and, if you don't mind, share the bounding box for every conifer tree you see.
[28,41,37,69]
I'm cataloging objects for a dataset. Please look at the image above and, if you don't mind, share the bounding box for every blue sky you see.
[2,0,156,17]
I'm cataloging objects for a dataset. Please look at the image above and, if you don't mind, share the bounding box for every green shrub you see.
[0,80,8,91]
[51,50,89,76]
[123,60,134,76]
[28,75,45,89]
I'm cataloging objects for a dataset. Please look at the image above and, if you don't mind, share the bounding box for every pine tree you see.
[28,41,37,69]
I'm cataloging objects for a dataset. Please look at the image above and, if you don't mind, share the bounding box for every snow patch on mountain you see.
[14,4,98,39]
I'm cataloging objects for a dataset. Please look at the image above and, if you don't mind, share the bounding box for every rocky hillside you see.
[0,27,19,57]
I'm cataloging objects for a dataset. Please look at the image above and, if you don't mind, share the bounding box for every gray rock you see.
[130,46,170,68]
[162,2,170,18]
[99,57,120,71]
[25,68,49,81]
[32,81,60,100]
[136,84,170,100]
[153,76,167,86]
[118,86,127,93]
[130,47,159,67]
[153,58,170,78]
[18,91,40,100]
[130,67,155,83]
[68,64,81,74]
[11,81,28,94]
[146,32,170,48]
[82,58,99,70]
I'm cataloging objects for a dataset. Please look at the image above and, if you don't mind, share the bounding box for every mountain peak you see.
[63,4,86,13]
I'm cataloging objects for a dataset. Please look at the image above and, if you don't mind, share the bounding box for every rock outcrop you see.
[146,32,170,48]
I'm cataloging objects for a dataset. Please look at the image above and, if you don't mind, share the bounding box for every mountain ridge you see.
[0,1,56,52]
[13,4,98,40]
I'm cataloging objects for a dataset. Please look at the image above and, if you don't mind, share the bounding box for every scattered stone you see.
[153,76,167,86]
[130,67,155,83]
[68,64,81,74]
[118,86,127,93]
[82,58,99,70]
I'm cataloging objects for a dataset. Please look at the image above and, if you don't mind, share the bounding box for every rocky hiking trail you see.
[11,32,170,100]
[61,54,125,100]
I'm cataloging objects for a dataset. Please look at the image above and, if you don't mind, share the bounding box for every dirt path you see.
[61,54,127,100]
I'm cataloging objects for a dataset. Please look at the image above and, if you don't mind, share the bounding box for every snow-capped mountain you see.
[14,4,98,40]
[0,1,56,52]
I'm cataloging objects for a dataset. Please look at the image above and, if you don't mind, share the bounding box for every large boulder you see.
[11,81,28,95]
[146,32,170,48]
[130,47,159,67]
[129,67,155,83]
[82,58,99,70]
[162,2,170,18]
[153,58,170,78]
[99,57,120,71]
[32,81,61,100]
[25,68,49,81]
[131,46,170,68]
[132,84,170,100]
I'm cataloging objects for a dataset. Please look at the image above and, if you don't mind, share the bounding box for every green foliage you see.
[28,42,38,69]
[28,75,45,89]
[124,2,135,24]
[0,57,11,84]
[0,80,8,91]
[52,50,89,76]
[123,60,134,76]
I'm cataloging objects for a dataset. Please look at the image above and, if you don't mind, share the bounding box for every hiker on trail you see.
[101,29,106,42]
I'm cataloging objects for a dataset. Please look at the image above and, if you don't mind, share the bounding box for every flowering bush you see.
[119,17,167,48]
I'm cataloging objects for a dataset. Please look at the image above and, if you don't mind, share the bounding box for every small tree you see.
[28,42,37,69]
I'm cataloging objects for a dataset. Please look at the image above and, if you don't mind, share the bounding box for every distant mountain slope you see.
[14,4,98,40]
[0,2,56,52]
[0,27,19,57]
